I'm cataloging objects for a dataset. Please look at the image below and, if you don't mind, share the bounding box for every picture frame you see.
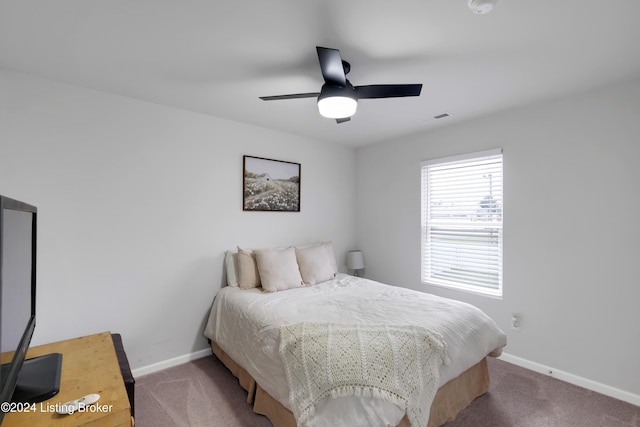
[243,155,301,212]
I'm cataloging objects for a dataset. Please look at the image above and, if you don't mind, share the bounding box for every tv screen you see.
[1,207,33,354]
[0,195,61,424]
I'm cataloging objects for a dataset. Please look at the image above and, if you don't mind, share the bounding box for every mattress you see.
[204,274,506,426]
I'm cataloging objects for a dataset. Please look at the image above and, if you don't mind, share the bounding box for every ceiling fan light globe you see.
[317,96,357,119]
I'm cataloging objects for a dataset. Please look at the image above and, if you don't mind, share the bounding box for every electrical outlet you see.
[511,313,522,332]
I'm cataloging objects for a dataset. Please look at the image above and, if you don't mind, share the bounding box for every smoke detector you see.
[468,0,498,14]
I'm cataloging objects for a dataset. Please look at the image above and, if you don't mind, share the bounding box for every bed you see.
[204,244,506,427]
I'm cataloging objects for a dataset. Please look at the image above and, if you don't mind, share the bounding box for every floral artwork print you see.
[243,156,300,212]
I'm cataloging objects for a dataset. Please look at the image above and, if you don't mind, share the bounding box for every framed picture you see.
[243,155,301,212]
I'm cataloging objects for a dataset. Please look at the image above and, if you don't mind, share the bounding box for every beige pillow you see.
[322,241,338,275]
[295,244,336,285]
[237,247,261,289]
[296,242,338,276]
[254,247,304,292]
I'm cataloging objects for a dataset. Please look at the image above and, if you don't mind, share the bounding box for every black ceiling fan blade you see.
[355,84,423,99]
[316,46,346,86]
[259,92,320,101]
[336,117,351,124]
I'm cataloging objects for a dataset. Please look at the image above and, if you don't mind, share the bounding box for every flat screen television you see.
[0,195,62,424]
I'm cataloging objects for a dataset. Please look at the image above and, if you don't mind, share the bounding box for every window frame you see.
[420,149,503,298]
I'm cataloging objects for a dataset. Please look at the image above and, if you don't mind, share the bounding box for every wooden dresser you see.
[2,332,133,427]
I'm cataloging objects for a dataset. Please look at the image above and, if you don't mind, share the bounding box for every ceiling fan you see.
[259,46,423,123]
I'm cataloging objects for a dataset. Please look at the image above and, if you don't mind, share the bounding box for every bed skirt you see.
[210,341,489,427]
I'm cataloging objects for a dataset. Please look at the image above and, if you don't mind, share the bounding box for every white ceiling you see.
[2,1,640,147]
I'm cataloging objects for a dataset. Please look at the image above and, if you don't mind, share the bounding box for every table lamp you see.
[347,250,365,277]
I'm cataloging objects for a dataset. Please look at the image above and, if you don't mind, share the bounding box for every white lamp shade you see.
[346,250,365,270]
[317,96,357,119]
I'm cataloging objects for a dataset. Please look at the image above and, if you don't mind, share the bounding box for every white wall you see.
[356,78,640,398]
[0,70,357,370]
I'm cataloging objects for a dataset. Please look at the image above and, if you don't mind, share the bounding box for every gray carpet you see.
[448,358,639,427]
[135,355,640,427]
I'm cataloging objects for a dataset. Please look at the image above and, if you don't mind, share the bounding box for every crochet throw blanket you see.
[279,322,449,427]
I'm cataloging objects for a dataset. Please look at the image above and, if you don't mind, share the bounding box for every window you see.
[421,149,503,297]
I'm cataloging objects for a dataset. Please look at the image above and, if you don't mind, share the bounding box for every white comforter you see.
[204,274,506,427]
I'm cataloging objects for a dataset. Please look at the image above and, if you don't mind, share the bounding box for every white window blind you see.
[421,149,503,297]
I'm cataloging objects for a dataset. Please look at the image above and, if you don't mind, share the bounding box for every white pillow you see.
[322,241,338,275]
[224,251,239,287]
[237,247,261,289]
[295,244,336,285]
[254,247,304,292]
[296,242,338,276]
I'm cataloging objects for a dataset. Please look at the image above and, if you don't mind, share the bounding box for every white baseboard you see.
[499,352,640,407]
[132,347,212,378]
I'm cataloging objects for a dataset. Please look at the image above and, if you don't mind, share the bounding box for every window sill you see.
[422,280,503,300]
